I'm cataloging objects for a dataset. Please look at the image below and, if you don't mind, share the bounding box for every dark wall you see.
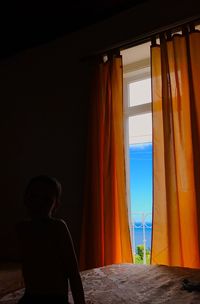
[0,0,199,260]
[0,41,91,259]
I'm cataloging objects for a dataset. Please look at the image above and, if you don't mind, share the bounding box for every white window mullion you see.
[124,103,151,118]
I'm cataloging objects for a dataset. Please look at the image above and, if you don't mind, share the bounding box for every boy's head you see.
[24,175,62,218]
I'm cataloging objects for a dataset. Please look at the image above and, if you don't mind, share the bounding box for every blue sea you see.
[131,223,152,251]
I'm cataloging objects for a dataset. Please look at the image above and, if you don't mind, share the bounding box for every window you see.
[121,43,152,264]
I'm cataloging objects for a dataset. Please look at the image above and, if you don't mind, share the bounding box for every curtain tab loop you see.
[189,23,197,33]
[159,33,165,43]
[151,37,157,47]
[182,26,189,36]
[107,49,121,60]
[166,31,172,41]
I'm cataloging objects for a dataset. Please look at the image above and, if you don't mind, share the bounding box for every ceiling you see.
[0,0,146,59]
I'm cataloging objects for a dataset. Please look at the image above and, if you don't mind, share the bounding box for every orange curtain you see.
[80,55,133,270]
[151,28,200,268]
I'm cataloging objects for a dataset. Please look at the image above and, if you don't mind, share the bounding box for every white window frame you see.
[123,65,152,249]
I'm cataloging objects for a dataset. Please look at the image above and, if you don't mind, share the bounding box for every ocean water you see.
[131,224,152,251]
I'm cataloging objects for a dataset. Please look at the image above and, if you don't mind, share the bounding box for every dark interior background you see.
[0,0,200,261]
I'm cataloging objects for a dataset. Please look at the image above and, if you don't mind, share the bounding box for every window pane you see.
[129,113,152,145]
[128,113,152,264]
[129,143,152,263]
[129,78,151,106]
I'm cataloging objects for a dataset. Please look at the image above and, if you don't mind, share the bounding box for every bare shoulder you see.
[52,219,74,251]
[52,218,71,236]
[53,218,68,229]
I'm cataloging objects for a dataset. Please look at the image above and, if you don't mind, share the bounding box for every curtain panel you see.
[151,28,200,268]
[80,55,133,270]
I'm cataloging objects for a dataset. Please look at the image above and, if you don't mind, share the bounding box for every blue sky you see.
[129,143,152,223]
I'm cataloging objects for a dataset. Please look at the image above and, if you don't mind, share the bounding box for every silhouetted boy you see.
[16,175,85,304]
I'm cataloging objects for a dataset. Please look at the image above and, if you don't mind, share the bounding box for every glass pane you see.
[128,113,152,145]
[128,113,152,264]
[129,142,152,264]
[129,78,151,106]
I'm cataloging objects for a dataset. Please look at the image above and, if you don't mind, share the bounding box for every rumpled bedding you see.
[1,263,200,303]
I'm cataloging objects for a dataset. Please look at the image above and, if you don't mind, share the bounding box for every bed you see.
[1,263,200,303]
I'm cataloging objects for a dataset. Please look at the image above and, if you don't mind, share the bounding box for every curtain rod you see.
[120,15,200,51]
[81,14,200,62]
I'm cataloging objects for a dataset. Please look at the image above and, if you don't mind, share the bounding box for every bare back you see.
[16,218,73,296]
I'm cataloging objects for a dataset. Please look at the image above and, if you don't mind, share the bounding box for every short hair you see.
[24,175,62,215]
